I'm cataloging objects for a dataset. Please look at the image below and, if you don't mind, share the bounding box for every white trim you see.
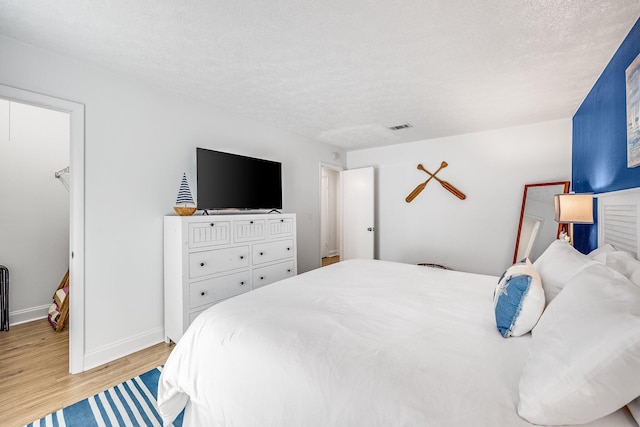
[9,304,49,326]
[0,84,85,374]
[320,162,344,172]
[319,162,344,265]
[83,328,165,371]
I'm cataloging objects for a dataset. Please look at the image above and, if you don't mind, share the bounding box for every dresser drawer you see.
[233,219,266,243]
[268,218,294,238]
[189,221,231,248]
[190,271,250,309]
[189,246,250,278]
[253,260,295,289]
[253,239,294,265]
[189,305,213,325]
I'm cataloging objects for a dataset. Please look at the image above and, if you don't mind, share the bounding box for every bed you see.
[158,189,640,427]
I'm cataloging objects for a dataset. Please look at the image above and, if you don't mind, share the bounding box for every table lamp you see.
[554,193,594,245]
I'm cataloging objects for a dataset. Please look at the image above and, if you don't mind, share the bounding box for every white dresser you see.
[163,213,297,343]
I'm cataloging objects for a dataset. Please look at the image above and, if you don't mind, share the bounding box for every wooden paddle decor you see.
[418,164,466,200]
[405,161,447,202]
[405,161,467,202]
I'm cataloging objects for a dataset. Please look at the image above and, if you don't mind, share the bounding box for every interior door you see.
[341,167,375,260]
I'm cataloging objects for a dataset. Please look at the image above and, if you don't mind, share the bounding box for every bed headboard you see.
[596,188,640,259]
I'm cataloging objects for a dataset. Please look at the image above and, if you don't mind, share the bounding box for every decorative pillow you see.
[533,240,597,305]
[517,263,640,425]
[493,258,545,337]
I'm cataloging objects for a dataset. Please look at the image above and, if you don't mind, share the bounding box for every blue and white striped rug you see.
[25,366,183,427]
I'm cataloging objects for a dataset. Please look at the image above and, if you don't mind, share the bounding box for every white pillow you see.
[533,240,597,305]
[493,259,545,337]
[590,248,640,287]
[628,397,640,424]
[587,243,617,258]
[518,263,640,425]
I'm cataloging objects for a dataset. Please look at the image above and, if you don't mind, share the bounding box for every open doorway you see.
[320,164,342,267]
[0,84,85,374]
[0,99,70,320]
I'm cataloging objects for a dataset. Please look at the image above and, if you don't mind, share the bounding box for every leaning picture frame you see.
[627,53,640,168]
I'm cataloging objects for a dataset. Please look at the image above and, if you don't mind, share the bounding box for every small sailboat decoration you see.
[174,173,197,216]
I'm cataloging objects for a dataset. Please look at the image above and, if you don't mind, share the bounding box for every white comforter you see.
[158,259,635,427]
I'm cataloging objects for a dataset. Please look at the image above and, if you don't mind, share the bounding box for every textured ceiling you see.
[0,1,638,150]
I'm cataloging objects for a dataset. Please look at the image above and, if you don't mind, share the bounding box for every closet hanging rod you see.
[55,166,69,178]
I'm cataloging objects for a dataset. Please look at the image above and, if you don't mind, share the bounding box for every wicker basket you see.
[174,206,197,216]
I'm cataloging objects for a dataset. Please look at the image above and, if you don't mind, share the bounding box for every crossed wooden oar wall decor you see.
[405,161,466,203]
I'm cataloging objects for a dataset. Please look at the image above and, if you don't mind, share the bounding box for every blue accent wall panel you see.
[572,18,640,253]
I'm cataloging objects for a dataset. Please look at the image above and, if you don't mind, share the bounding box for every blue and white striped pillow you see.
[493,258,545,337]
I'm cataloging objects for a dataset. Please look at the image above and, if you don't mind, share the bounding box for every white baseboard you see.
[83,327,166,371]
[328,250,339,257]
[10,304,49,326]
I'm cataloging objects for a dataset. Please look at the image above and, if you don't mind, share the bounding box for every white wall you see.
[347,119,572,276]
[0,100,70,323]
[0,36,346,368]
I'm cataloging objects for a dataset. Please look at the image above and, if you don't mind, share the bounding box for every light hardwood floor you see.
[321,255,339,267]
[0,319,174,427]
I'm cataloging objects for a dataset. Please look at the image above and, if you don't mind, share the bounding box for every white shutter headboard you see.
[596,187,640,259]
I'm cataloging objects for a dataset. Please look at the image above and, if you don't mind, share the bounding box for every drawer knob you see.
[240,281,245,285]
[280,219,284,222]
[259,252,264,256]
[210,223,214,227]
[287,269,291,272]
[250,220,254,224]
[200,262,205,267]
[287,247,290,251]
[200,291,206,296]
[240,255,244,259]
[260,276,264,280]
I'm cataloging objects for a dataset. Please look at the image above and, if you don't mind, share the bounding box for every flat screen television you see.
[196,147,282,211]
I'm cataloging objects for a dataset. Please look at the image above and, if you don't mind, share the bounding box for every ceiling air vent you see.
[388,123,413,131]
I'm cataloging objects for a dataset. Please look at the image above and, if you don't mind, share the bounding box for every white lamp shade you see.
[554,193,594,224]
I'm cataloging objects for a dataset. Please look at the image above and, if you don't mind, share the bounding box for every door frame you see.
[319,162,343,265]
[0,84,85,374]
